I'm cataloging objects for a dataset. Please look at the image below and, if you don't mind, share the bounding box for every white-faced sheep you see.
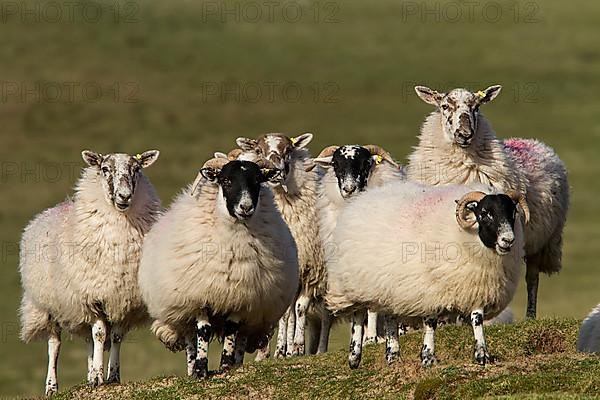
[408,85,569,319]
[311,144,405,347]
[577,305,600,353]
[138,158,298,378]
[235,133,326,358]
[326,181,529,369]
[19,150,161,395]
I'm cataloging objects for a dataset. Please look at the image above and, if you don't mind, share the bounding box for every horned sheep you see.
[19,150,161,395]
[326,181,529,369]
[138,158,298,378]
[408,85,569,319]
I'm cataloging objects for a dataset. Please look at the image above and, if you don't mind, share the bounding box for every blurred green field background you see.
[1,0,599,397]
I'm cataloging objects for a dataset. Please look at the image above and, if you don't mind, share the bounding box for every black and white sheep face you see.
[201,160,281,221]
[236,133,313,186]
[415,85,502,148]
[466,194,518,255]
[81,150,160,212]
[317,145,375,198]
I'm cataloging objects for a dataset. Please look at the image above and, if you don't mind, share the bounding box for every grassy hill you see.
[50,319,600,400]
[2,0,600,397]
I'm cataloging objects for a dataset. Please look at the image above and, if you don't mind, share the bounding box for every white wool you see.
[138,178,299,346]
[578,304,600,353]
[20,167,161,342]
[326,181,525,322]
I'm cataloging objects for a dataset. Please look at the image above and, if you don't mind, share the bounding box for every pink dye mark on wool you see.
[46,200,73,219]
[504,138,539,169]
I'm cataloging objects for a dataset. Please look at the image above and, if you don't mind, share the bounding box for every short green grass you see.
[2,0,600,397]
[51,319,600,400]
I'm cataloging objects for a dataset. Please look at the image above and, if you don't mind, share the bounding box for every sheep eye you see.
[101,167,110,175]
[441,104,450,111]
[221,178,231,187]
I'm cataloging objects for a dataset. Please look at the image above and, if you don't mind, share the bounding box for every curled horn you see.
[191,158,229,196]
[363,145,399,168]
[506,190,530,224]
[227,148,244,160]
[455,191,486,230]
[305,145,339,172]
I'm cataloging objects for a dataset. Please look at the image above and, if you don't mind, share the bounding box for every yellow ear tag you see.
[261,168,270,174]
[375,155,383,165]
[135,153,142,160]
[290,137,298,145]
[476,90,486,98]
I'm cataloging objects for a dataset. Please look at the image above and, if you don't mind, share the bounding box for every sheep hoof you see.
[292,344,304,356]
[45,383,58,396]
[364,336,378,345]
[348,355,362,369]
[274,349,286,359]
[385,349,400,365]
[420,350,438,368]
[87,369,104,387]
[474,348,494,366]
[191,360,209,379]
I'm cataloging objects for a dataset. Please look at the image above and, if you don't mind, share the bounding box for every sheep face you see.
[201,160,281,220]
[81,150,160,212]
[236,133,313,186]
[316,145,375,198]
[465,194,518,255]
[415,85,502,148]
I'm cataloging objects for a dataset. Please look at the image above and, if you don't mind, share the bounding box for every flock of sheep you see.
[20,84,587,396]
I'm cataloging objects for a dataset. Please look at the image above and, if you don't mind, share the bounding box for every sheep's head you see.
[81,150,159,212]
[455,190,529,255]
[235,133,313,187]
[312,144,398,198]
[415,85,502,148]
[197,159,281,221]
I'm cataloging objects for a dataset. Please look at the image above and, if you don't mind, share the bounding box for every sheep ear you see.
[214,152,228,159]
[466,201,479,211]
[415,86,444,106]
[200,167,219,183]
[236,137,257,151]
[81,150,102,167]
[476,85,502,104]
[291,133,313,149]
[137,150,160,168]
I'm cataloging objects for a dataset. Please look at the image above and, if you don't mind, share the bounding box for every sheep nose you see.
[342,185,356,196]
[239,203,254,213]
[117,193,132,203]
[500,235,515,247]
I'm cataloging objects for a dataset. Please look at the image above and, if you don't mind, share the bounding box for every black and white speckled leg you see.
[292,295,310,356]
[45,327,61,396]
[185,333,197,377]
[275,306,290,358]
[420,316,438,368]
[398,322,408,337]
[220,315,241,371]
[471,309,492,365]
[348,310,366,369]
[192,312,211,379]
[384,315,400,364]
[364,310,379,345]
[89,319,107,386]
[234,333,247,367]
[286,305,296,357]
[106,324,122,384]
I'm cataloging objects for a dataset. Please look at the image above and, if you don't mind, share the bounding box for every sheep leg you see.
[526,261,540,319]
[220,314,240,370]
[185,334,197,376]
[234,334,247,367]
[364,310,379,344]
[192,313,211,379]
[286,304,296,357]
[86,340,93,383]
[398,322,408,337]
[292,295,310,356]
[307,317,320,355]
[317,312,332,353]
[275,307,290,358]
[45,328,61,396]
[420,316,438,368]
[471,309,493,365]
[348,309,366,369]
[384,315,400,364]
[106,325,123,383]
[89,319,107,386]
